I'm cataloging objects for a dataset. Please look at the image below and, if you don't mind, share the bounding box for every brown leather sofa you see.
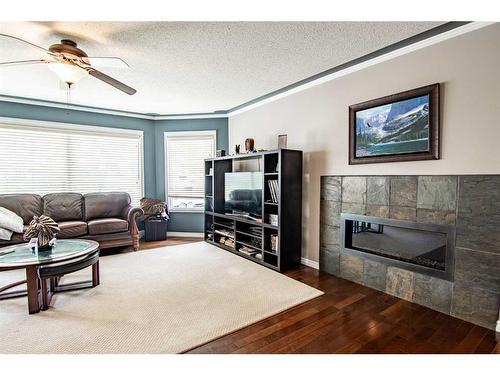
[0,192,143,251]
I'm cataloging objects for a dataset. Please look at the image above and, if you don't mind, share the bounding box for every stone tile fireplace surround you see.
[319,175,500,329]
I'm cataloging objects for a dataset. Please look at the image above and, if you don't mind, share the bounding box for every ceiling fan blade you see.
[87,68,137,95]
[0,33,54,55]
[0,59,49,67]
[84,57,130,69]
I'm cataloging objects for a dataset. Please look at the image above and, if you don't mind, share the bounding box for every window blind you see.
[0,124,143,205]
[166,133,215,199]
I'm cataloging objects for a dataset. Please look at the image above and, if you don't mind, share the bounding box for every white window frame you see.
[0,116,145,202]
[164,130,216,213]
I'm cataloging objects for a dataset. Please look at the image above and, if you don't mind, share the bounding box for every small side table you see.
[144,217,168,242]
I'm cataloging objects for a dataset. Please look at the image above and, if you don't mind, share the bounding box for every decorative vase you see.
[245,138,255,153]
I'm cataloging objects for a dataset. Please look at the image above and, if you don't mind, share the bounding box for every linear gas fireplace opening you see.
[341,214,455,281]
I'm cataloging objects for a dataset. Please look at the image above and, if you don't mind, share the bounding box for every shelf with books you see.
[265,178,280,204]
[235,245,263,263]
[236,240,261,252]
[263,227,279,255]
[214,234,235,250]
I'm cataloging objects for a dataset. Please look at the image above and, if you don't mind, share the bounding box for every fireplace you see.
[341,213,455,281]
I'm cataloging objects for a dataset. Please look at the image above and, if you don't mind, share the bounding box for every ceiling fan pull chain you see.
[66,83,72,105]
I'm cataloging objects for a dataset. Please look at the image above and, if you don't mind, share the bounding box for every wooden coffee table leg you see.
[25,265,41,314]
[92,260,100,287]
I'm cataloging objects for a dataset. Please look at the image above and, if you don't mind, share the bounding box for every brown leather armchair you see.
[0,192,144,251]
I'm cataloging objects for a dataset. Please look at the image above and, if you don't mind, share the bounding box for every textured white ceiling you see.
[0,21,444,114]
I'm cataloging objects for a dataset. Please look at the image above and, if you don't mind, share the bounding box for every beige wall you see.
[228,24,500,263]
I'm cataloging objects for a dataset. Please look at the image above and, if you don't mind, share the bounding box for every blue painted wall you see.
[154,117,228,233]
[0,100,229,233]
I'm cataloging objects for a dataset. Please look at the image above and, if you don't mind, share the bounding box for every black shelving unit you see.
[204,149,302,272]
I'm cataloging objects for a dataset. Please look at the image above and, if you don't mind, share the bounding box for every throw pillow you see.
[0,227,13,241]
[0,206,24,233]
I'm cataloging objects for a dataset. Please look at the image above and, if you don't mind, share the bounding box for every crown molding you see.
[0,116,144,136]
[154,113,228,120]
[228,21,493,117]
[0,95,228,121]
[0,95,155,120]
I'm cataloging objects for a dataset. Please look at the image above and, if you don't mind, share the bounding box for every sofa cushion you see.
[84,192,131,221]
[58,221,88,239]
[43,193,83,222]
[0,232,25,246]
[0,194,43,225]
[88,218,128,235]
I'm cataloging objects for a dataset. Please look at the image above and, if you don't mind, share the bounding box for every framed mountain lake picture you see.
[349,83,440,164]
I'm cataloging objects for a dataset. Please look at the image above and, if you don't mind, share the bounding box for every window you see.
[0,121,144,205]
[164,131,216,211]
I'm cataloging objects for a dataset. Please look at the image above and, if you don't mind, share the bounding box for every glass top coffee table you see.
[0,239,99,314]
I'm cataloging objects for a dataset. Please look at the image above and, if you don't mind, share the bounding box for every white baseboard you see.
[301,257,319,270]
[168,232,204,238]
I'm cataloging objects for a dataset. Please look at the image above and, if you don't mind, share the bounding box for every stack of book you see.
[267,179,279,203]
[218,236,234,247]
[238,246,261,257]
[269,214,278,226]
[270,234,279,253]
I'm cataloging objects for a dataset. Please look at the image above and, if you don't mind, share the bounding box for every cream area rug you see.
[0,242,322,354]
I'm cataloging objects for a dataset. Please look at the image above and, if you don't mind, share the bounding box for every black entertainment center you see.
[204,149,303,272]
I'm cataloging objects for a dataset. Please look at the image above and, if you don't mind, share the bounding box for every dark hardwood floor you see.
[187,265,499,354]
[123,238,500,354]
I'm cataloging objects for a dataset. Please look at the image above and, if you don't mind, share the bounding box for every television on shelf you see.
[224,172,263,218]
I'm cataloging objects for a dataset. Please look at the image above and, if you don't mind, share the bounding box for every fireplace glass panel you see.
[348,220,447,271]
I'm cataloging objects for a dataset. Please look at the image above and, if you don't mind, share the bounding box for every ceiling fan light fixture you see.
[48,61,88,85]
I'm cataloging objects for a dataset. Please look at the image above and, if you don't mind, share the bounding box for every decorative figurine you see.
[235,144,240,154]
[24,215,60,251]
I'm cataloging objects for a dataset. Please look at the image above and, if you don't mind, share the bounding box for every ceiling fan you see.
[0,34,137,95]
